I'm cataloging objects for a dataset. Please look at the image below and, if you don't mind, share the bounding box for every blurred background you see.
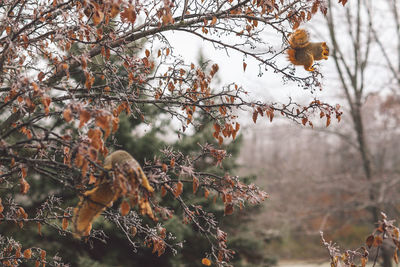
[2,0,400,266]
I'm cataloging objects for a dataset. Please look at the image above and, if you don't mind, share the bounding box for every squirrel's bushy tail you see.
[287,48,298,65]
[288,29,309,48]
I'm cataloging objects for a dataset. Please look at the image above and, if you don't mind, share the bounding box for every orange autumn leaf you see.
[204,189,209,199]
[121,4,136,24]
[0,198,3,213]
[110,2,120,18]
[162,163,168,173]
[366,235,374,248]
[120,200,130,216]
[62,216,68,230]
[23,248,32,259]
[21,167,27,178]
[373,235,383,247]
[95,114,111,132]
[92,9,104,25]
[252,110,258,123]
[361,257,368,267]
[40,249,46,260]
[32,82,39,92]
[20,178,30,194]
[201,258,212,266]
[63,108,73,122]
[88,173,96,184]
[79,109,91,128]
[173,182,183,198]
[112,116,119,133]
[42,96,51,115]
[15,246,21,258]
[161,185,167,197]
[224,203,234,215]
[193,176,199,194]
[326,116,331,127]
[88,128,103,150]
[38,222,42,236]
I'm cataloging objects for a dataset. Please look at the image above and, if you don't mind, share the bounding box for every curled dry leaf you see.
[110,2,120,18]
[224,203,234,215]
[366,235,374,248]
[79,109,91,128]
[0,198,4,213]
[201,258,212,266]
[92,9,104,25]
[204,189,209,199]
[63,108,73,122]
[23,248,32,259]
[120,200,130,216]
[20,178,30,194]
[40,249,46,260]
[38,222,42,236]
[193,176,199,194]
[121,4,136,24]
[173,182,183,198]
[62,214,68,230]
[162,163,168,173]
[373,235,383,247]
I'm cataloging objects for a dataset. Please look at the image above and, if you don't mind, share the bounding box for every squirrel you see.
[72,150,154,237]
[287,29,329,71]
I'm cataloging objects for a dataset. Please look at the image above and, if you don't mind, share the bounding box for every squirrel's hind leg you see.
[303,54,315,71]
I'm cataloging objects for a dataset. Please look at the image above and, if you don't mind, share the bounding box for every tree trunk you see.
[353,105,392,267]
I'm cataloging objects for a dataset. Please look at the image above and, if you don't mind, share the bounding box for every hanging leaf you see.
[366,235,374,248]
[201,258,212,266]
[63,108,73,122]
[79,110,91,128]
[373,235,383,247]
[161,185,167,197]
[204,189,209,199]
[23,248,32,259]
[38,222,42,236]
[252,110,258,123]
[20,178,30,194]
[326,116,331,127]
[224,203,234,215]
[110,2,120,18]
[40,249,46,261]
[121,5,136,24]
[62,216,68,230]
[120,200,130,216]
[193,176,199,194]
[92,10,104,25]
[173,182,183,198]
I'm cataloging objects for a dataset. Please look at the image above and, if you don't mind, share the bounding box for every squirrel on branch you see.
[72,150,154,238]
[287,29,329,71]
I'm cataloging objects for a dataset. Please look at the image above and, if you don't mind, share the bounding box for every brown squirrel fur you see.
[287,29,329,71]
[73,150,154,237]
